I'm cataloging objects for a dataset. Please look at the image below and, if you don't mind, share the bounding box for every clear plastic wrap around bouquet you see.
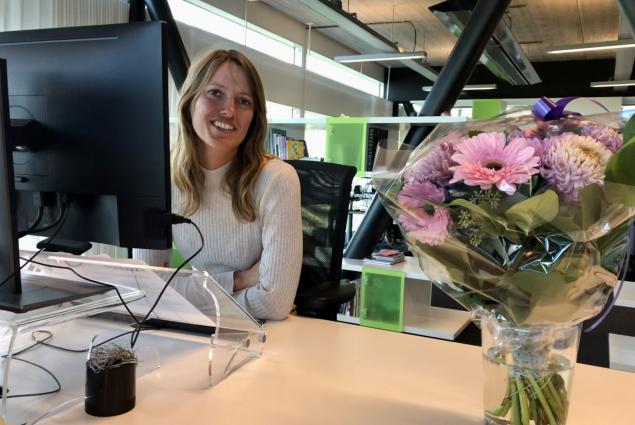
[373,98,635,425]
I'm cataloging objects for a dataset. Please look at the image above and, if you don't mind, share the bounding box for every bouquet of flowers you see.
[373,98,635,425]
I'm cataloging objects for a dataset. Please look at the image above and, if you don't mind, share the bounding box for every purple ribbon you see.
[532,96,609,121]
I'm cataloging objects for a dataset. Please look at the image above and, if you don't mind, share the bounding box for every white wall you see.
[179,21,391,117]
[197,0,385,82]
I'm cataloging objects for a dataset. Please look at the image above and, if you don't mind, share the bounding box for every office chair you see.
[286,160,357,320]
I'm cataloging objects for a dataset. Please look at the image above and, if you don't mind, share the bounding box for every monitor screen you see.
[0,21,171,249]
[0,21,172,312]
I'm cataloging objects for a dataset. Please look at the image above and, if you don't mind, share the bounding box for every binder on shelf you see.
[286,139,307,160]
[366,126,388,171]
[268,127,287,158]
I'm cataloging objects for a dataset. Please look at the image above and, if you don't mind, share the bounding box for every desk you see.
[340,257,471,340]
[44,315,634,425]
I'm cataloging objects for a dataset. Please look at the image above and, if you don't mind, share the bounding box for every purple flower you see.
[541,132,612,202]
[404,131,461,184]
[398,181,445,208]
[581,125,623,153]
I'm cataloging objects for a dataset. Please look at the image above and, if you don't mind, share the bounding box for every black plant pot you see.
[85,361,136,417]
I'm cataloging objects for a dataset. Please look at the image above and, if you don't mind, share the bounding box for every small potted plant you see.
[85,344,137,416]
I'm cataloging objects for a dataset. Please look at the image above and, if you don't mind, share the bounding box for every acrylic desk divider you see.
[0,251,265,425]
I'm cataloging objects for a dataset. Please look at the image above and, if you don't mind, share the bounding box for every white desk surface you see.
[48,315,634,425]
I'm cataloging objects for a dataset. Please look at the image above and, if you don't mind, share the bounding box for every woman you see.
[136,49,302,320]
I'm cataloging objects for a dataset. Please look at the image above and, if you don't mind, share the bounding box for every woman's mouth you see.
[212,120,235,132]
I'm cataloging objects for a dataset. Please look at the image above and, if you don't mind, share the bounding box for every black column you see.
[145,0,190,90]
[344,0,511,259]
[128,0,146,22]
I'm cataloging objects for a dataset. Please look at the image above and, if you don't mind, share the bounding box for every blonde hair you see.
[172,49,271,221]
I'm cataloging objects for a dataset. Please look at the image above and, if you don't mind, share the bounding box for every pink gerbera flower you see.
[399,206,450,246]
[449,132,540,195]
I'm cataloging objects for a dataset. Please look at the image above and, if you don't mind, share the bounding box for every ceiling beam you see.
[615,0,635,90]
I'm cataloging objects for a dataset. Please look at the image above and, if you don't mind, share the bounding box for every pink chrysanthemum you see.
[404,131,461,184]
[449,132,540,195]
[541,132,612,202]
[398,181,445,208]
[399,206,450,246]
[581,125,623,153]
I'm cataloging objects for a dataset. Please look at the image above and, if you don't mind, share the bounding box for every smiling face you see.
[192,61,255,169]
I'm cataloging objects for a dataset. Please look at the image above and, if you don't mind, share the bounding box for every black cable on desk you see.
[130,215,204,347]
[0,202,70,289]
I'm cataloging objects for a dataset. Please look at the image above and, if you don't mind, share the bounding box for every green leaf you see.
[504,190,559,235]
[623,114,635,144]
[579,184,603,227]
[605,131,635,186]
[603,181,635,207]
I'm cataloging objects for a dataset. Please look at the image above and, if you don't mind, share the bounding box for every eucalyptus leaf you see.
[623,114,635,144]
[505,190,559,235]
[603,181,635,207]
[605,132,635,186]
[579,184,604,228]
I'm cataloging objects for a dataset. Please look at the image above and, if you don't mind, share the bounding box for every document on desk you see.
[35,255,217,328]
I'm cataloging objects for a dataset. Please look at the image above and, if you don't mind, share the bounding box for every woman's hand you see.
[233,260,260,291]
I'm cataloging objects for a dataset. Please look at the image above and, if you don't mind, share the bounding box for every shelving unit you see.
[338,257,471,340]
[267,115,467,127]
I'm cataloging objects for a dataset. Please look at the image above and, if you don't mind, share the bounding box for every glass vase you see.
[480,315,581,425]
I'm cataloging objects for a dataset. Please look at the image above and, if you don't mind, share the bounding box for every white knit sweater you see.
[134,158,303,320]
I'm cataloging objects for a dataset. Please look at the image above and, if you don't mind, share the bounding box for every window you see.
[169,0,302,66]
[306,51,384,98]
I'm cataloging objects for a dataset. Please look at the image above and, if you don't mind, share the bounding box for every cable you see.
[26,201,67,234]
[20,258,142,327]
[0,201,70,290]
[17,205,45,238]
[5,357,61,399]
[130,216,204,347]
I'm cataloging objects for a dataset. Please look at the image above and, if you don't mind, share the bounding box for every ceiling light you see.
[547,39,635,54]
[590,79,635,88]
[422,84,497,91]
[334,51,427,63]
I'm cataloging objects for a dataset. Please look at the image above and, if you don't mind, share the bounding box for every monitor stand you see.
[0,272,112,313]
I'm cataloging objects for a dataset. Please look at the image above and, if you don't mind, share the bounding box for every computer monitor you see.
[0,22,172,312]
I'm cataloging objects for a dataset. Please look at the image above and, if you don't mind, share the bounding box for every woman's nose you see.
[220,99,235,116]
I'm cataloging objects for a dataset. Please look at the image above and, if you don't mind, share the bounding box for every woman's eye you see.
[238,98,252,107]
[207,89,221,98]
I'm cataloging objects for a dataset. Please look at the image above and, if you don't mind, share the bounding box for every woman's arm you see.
[232,162,302,320]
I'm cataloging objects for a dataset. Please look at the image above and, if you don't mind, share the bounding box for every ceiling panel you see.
[258,0,628,87]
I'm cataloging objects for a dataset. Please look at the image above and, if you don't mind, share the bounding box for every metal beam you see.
[616,0,635,37]
[145,0,190,91]
[616,0,635,85]
[128,0,146,22]
[344,0,511,259]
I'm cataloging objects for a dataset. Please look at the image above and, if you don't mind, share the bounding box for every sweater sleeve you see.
[232,163,302,320]
[132,248,171,267]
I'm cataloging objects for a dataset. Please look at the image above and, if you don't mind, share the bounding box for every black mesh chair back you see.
[287,160,357,318]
